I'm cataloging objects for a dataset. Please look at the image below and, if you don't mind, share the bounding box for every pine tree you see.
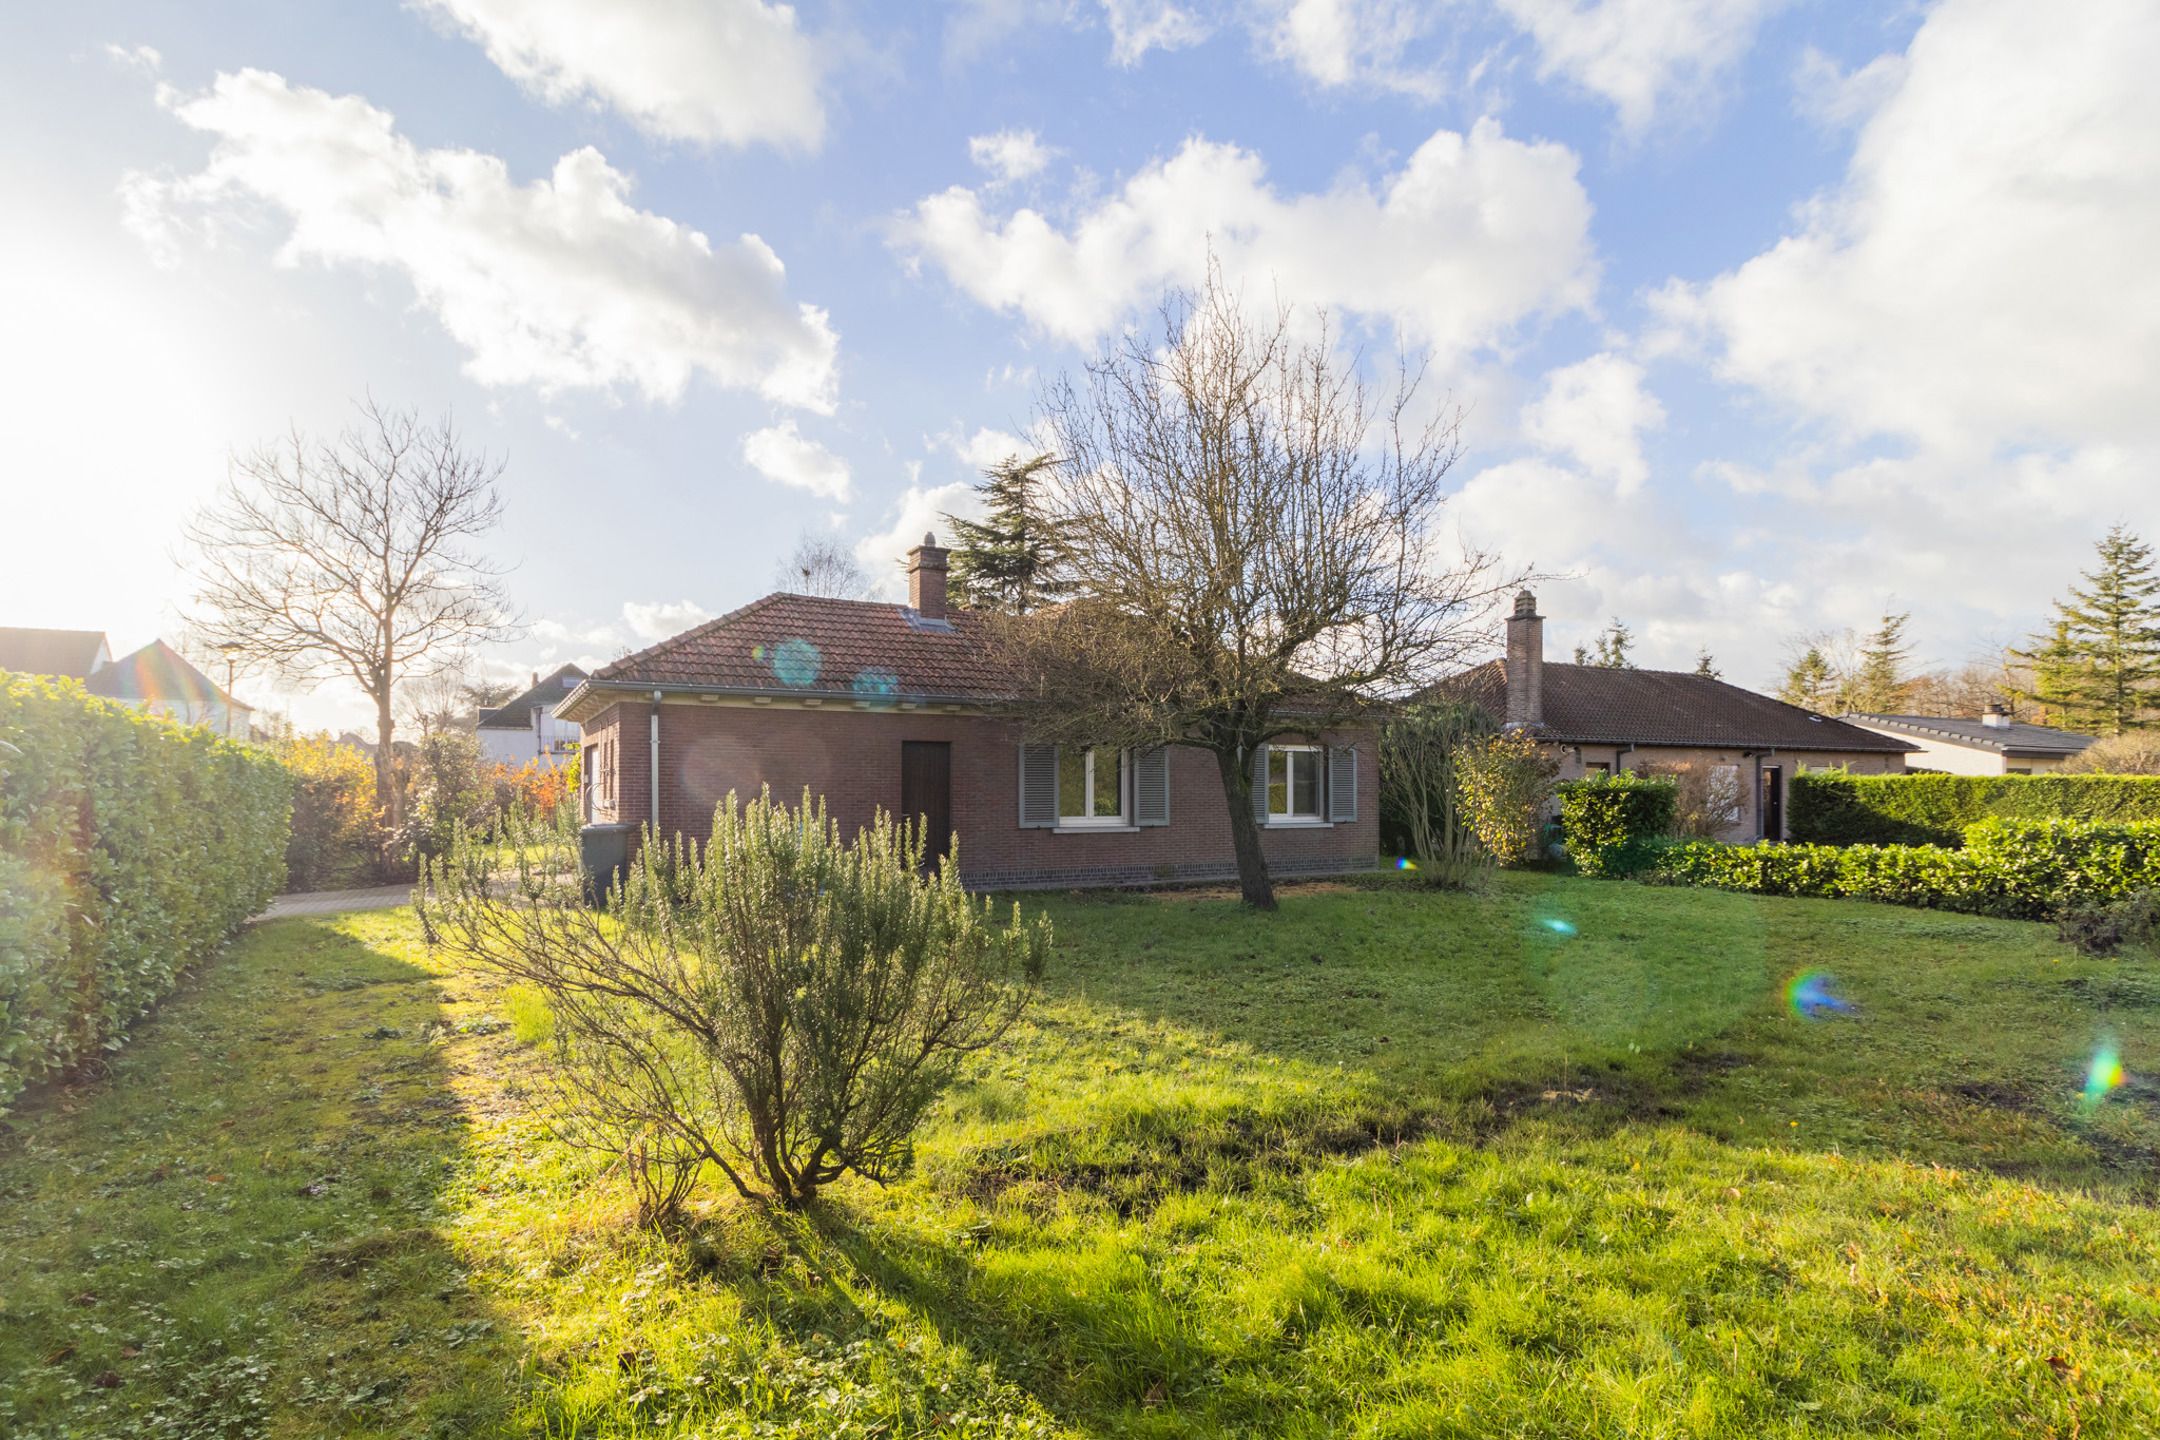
[1843,611,1914,713]
[1778,646,1835,710]
[1693,649,1721,680]
[1588,617,1635,668]
[943,453,1071,615]
[2018,525,2160,735]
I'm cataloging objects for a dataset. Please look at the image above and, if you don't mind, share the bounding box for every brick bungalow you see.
[558,536,1377,890]
[1448,592,1915,841]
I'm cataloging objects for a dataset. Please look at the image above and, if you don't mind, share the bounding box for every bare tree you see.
[774,533,870,599]
[995,273,1502,909]
[186,400,518,838]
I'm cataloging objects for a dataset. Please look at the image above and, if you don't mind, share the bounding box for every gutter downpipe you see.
[650,691,663,843]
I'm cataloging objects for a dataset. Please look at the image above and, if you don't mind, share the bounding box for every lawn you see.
[1,873,2156,1437]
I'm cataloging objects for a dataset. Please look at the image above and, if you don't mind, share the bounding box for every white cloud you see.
[414,0,825,150]
[1101,0,1211,64]
[935,424,1037,472]
[742,419,854,502]
[126,70,839,409]
[898,118,1597,361]
[103,43,162,75]
[622,599,715,643]
[1260,0,1453,99]
[1656,0,2160,454]
[1520,352,1664,494]
[1496,0,1782,133]
[1791,46,1906,133]
[854,480,984,600]
[968,129,1054,185]
[1649,0,2160,666]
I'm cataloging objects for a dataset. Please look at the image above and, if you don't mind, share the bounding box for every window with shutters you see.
[1267,745,1324,821]
[1058,746,1128,826]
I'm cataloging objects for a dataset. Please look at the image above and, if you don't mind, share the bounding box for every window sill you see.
[1053,823,1141,834]
[1264,818,1334,829]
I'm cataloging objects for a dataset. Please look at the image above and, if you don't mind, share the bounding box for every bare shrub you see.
[1379,701,1494,887]
[416,790,1050,1217]
[1646,760,1746,839]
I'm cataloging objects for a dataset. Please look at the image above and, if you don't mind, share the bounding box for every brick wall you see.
[581,699,1378,890]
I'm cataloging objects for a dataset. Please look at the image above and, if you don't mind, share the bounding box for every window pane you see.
[1268,749,1288,814]
[1292,751,1319,816]
[1093,748,1123,818]
[1058,747,1087,818]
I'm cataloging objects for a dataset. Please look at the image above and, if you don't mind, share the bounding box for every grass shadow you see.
[0,913,524,1437]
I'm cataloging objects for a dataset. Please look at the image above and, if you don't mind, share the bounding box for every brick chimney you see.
[1504,589,1544,729]
[907,532,949,620]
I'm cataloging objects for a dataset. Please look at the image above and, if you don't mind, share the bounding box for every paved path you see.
[256,885,413,920]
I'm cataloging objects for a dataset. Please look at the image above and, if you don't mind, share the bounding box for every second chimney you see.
[1981,702,2011,728]
[1504,589,1544,729]
[907,532,950,620]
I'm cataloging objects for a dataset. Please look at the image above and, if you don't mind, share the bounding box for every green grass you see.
[2,873,2156,1437]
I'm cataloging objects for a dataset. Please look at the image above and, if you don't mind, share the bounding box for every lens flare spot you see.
[765,636,821,688]
[851,666,899,702]
[1539,917,1576,937]
[2081,1044,2125,1113]
[1394,856,1418,872]
[1785,970,1853,1019]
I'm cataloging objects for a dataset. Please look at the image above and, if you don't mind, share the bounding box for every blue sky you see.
[2,1,2153,729]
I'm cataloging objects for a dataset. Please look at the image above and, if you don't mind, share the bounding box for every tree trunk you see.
[373,686,401,849]
[1213,744,1277,911]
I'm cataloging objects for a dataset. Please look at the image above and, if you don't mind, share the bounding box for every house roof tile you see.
[564,594,1003,718]
[1445,660,1916,753]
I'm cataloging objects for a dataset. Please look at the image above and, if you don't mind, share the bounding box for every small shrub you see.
[1454,730,1560,868]
[2057,890,2160,957]
[2060,731,2160,775]
[1650,760,1746,840]
[1559,773,1677,876]
[417,789,1050,1216]
[271,733,382,889]
[1378,701,1493,887]
[400,731,492,863]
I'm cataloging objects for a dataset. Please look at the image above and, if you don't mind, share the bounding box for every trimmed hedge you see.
[0,673,290,1114]
[1790,771,2160,847]
[1559,773,1676,876]
[1646,818,2160,920]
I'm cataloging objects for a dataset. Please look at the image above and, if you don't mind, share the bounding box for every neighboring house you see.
[1,628,250,736]
[82,639,253,736]
[1445,592,1914,842]
[0,626,112,679]
[559,536,1376,891]
[1842,706,2096,775]
[476,664,588,768]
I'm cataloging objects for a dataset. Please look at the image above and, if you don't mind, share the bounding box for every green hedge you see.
[0,673,290,1114]
[1558,774,1677,876]
[1646,818,2160,919]
[1789,771,2160,847]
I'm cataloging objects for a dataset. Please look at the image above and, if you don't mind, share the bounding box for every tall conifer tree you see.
[943,453,1071,615]
[2019,525,2160,734]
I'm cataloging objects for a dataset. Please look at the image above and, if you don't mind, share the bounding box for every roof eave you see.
[559,678,1005,723]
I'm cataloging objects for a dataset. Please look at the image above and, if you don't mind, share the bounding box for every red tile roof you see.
[567,594,1006,715]
[1445,660,1916,753]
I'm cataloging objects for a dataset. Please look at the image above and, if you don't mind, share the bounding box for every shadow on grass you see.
[0,915,522,1436]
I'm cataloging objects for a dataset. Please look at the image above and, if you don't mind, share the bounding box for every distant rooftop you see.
[0,627,110,679]
[1844,712,2097,756]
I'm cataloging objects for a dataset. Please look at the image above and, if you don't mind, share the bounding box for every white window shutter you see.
[1134,747,1170,826]
[1019,744,1058,828]
[1328,745,1358,823]
[1251,744,1270,823]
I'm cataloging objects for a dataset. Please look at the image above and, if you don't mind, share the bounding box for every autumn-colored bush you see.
[270,733,382,889]
[1454,730,1560,867]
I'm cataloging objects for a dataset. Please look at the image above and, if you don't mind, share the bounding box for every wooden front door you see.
[1760,764,1784,842]
[901,741,952,870]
